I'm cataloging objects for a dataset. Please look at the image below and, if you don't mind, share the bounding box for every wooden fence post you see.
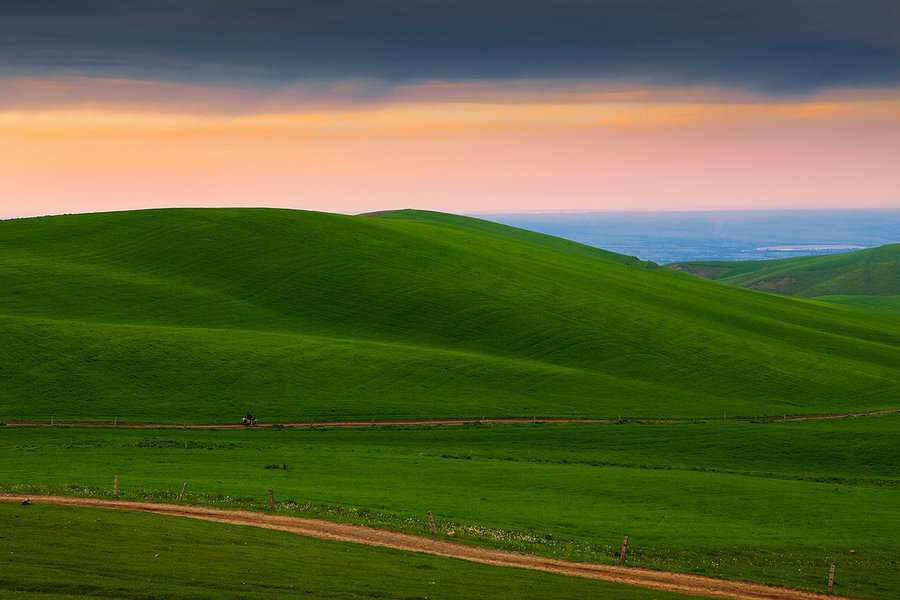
[428,511,437,534]
[50,416,54,426]
[619,535,629,565]
[114,416,117,427]
[114,475,118,498]
[828,564,835,593]
[180,482,187,501]
[268,488,275,510]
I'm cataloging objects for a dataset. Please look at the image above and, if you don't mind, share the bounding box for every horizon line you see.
[4,204,900,222]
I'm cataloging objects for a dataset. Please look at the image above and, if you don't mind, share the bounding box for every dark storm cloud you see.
[2,0,898,93]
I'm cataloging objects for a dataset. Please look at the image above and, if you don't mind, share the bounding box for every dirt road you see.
[6,409,897,429]
[0,494,857,600]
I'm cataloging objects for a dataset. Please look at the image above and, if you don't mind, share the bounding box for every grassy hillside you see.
[368,208,657,267]
[814,295,900,313]
[1,208,899,422]
[668,243,900,298]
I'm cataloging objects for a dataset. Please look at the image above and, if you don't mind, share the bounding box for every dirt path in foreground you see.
[6,408,897,429]
[8,417,606,428]
[1,495,856,600]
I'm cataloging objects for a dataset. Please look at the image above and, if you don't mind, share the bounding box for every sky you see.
[1,0,899,218]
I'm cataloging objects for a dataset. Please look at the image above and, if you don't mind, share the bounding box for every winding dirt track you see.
[1,494,857,600]
[7,417,604,428]
[6,408,898,429]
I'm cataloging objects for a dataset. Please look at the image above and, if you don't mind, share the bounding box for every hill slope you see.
[1,208,898,422]
[366,209,657,267]
[667,243,900,297]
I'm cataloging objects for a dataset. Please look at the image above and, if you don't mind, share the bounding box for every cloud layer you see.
[2,1,899,93]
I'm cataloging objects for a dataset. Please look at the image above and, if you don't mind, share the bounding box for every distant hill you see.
[1,208,898,423]
[366,209,657,268]
[668,243,900,300]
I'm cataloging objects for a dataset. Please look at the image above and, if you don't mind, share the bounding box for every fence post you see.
[428,511,437,534]
[114,475,118,498]
[828,564,835,593]
[180,482,187,501]
[268,488,275,510]
[619,535,629,565]
[50,416,54,426]
[114,416,117,427]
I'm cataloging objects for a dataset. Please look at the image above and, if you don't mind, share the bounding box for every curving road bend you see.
[0,494,859,600]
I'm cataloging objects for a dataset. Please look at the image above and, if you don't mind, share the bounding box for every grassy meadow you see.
[2,416,897,599]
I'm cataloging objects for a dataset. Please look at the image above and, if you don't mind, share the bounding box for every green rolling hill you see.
[1,208,898,422]
[668,243,900,309]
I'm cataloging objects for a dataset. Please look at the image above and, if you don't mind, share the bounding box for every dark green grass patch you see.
[0,502,715,600]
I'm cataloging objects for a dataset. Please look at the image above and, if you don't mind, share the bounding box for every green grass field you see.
[2,416,897,599]
[3,208,898,599]
[2,208,899,422]
[668,243,900,300]
[1,502,719,600]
